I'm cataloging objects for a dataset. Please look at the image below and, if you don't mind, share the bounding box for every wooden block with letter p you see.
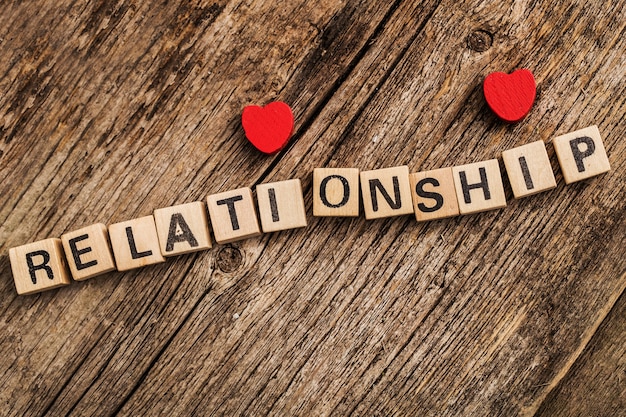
[61,223,117,281]
[9,238,71,295]
[360,166,413,220]
[452,159,507,215]
[154,202,212,257]
[109,216,165,272]
[409,167,459,221]
[257,179,307,233]
[313,168,360,217]
[552,125,611,184]
[502,140,556,198]
[207,187,262,244]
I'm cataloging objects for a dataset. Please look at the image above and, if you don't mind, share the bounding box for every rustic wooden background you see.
[0,0,624,415]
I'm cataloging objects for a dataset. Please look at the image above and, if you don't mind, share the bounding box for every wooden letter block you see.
[9,238,71,295]
[61,223,116,281]
[257,179,307,233]
[552,125,611,184]
[502,140,556,198]
[360,166,413,220]
[109,216,165,272]
[206,187,262,244]
[452,159,507,215]
[409,167,459,221]
[313,168,360,217]
[154,202,212,257]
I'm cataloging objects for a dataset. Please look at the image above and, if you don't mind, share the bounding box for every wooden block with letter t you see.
[409,167,459,221]
[502,140,556,198]
[452,159,507,215]
[108,216,166,272]
[9,238,72,295]
[257,179,307,233]
[154,202,212,257]
[313,168,360,217]
[552,125,611,184]
[360,166,413,220]
[61,223,117,281]
[206,187,262,244]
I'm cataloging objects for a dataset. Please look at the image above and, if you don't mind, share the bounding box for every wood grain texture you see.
[0,0,624,416]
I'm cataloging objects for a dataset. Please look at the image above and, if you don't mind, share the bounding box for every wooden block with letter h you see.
[452,159,507,215]
[9,238,72,295]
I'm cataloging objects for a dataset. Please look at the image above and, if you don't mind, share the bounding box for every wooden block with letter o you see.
[154,202,212,257]
[409,167,459,221]
[61,223,117,281]
[360,166,413,220]
[109,216,165,272]
[257,179,307,233]
[313,168,360,217]
[9,238,72,295]
[553,125,611,184]
[207,187,262,244]
[452,159,507,215]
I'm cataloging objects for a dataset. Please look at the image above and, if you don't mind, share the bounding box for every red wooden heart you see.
[483,69,536,123]
[241,101,294,154]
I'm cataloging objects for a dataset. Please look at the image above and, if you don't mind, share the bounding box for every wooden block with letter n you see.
[360,166,414,220]
[109,216,165,272]
[452,159,507,215]
[206,187,262,244]
[154,202,212,257]
[9,238,71,295]
[313,168,360,217]
[61,223,117,281]
[257,179,307,233]
[502,140,556,198]
[409,167,459,221]
[552,125,611,184]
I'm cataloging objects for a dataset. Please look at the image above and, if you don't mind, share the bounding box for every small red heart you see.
[241,101,294,154]
[483,69,536,123]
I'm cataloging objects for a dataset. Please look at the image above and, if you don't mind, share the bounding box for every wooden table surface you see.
[0,1,624,416]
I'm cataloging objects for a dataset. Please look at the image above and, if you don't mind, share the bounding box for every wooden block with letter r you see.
[154,202,212,257]
[360,166,414,220]
[61,223,117,281]
[552,125,611,184]
[9,238,72,295]
[109,216,165,272]
[206,187,262,244]
[409,167,459,221]
[452,159,507,215]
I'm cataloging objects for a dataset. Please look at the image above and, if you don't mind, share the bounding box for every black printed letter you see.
[569,136,595,173]
[459,167,491,204]
[26,250,54,284]
[369,177,401,212]
[166,213,198,252]
[415,178,444,213]
[320,175,350,208]
[217,195,244,230]
[68,234,98,270]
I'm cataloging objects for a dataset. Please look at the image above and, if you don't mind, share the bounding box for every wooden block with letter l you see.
[409,167,459,221]
[109,216,165,272]
[452,159,507,215]
[257,179,307,233]
[206,187,262,244]
[61,223,117,281]
[9,238,71,295]
[313,168,360,217]
[360,166,413,220]
[552,125,611,184]
[154,202,212,257]
[502,140,556,198]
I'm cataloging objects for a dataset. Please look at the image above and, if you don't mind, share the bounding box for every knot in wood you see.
[216,246,243,273]
[467,30,493,52]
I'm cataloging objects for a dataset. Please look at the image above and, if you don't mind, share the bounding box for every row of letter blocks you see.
[9,126,610,295]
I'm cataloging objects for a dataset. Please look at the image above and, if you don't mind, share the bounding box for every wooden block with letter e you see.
[452,159,507,215]
[109,216,165,272]
[313,168,360,217]
[154,202,212,257]
[257,179,307,233]
[61,223,117,281]
[552,125,611,184]
[502,140,556,198]
[207,187,262,244]
[409,167,459,221]
[360,166,413,220]
[9,238,72,295]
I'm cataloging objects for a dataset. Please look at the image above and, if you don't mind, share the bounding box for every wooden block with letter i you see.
[207,187,262,244]
[452,159,507,215]
[313,168,360,217]
[409,167,459,221]
[552,125,611,184]
[109,216,165,272]
[154,202,212,257]
[502,140,556,198]
[257,179,307,233]
[360,166,413,220]
[61,223,117,281]
[9,238,71,295]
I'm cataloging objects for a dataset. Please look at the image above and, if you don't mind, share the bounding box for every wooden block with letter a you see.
[552,125,611,184]
[360,166,413,220]
[409,167,459,221]
[313,168,360,217]
[154,202,212,257]
[61,223,117,281]
[9,238,71,295]
[257,179,307,233]
[452,159,507,215]
[109,216,165,272]
[206,187,262,244]
[502,140,556,198]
